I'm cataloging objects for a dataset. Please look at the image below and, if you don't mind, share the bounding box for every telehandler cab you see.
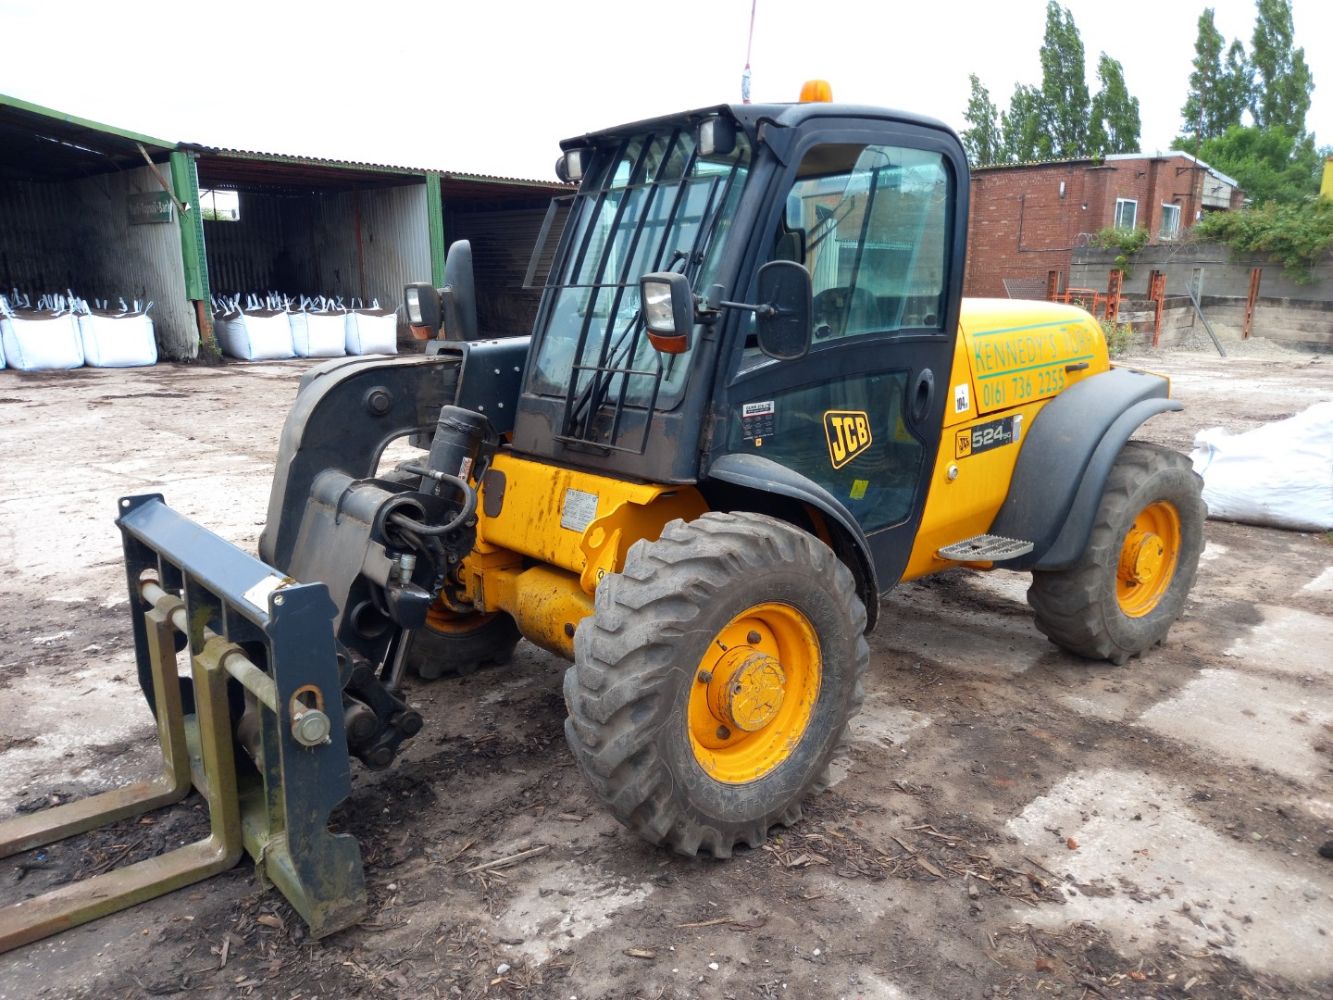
[0,91,1204,950]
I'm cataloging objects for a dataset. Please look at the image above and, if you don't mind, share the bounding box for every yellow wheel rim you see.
[425,599,497,636]
[1116,501,1181,618]
[687,602,822,784]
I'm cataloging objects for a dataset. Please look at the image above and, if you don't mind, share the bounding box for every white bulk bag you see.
[76,299,157,367]
[214,294,295,361]
[0,295,84,371]
[1190,401,1333,532]
[344,299,398,355]
[290,297,346,358]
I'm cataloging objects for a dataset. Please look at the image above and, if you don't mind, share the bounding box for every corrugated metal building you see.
[0,97,203,357]
[0,94,567,360]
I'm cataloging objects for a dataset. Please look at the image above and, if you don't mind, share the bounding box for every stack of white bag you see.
[344,298,398,356]
[1190,401,1333,532]
[288,296,347,358]
[0,293,84,371]
[74,297,157,367]
[213,294,295,361]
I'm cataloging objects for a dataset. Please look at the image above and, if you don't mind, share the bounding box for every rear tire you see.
[407,607,521,680]
[563,512,868,858]
[1027,442,1204,664]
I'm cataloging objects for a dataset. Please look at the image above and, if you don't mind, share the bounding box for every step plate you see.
[937,534,1034,562]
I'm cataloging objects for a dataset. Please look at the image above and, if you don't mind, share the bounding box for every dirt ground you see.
[1,337,1330,1000]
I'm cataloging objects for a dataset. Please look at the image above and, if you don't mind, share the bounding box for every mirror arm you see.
[695,283,780,323]
[718,300,779,318]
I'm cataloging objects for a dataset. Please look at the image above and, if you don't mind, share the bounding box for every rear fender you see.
[988,368,1180,571]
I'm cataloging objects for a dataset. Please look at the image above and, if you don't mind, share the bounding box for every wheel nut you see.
[697,671,712,684]
[746,630,761,644]
[716,725,731,740]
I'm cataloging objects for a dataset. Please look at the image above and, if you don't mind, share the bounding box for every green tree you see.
[1194,196,1333,282]
[961,74,1003,167]
[1198,124,1321,204]
[1037,1,1090,157]
[1180,9,1251,144]
[1219,41,1253,131]
[1249,0,1313,133]
[1001,83,1045,162]
[1088,54,1140,156]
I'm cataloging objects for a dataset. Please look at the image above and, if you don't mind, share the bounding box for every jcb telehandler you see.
[0,90,1204,950]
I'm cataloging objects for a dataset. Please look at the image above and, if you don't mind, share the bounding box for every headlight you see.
[642,279,677,334]
[697,116,736,157]
[405,286,422,325]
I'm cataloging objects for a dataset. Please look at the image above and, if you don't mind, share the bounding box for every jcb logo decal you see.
[823,410,873,469]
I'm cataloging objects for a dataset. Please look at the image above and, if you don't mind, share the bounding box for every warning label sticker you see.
[561,488,599,532]
[741,400,776,440]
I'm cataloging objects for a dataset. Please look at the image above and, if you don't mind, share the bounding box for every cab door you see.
[712,122,967,593]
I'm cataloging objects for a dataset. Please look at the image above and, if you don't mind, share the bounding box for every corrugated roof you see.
[973,150,1240,191]
[0,93,176,181]
[0,94,565,194]
[184,144,564,196]
[971,156,1101,172]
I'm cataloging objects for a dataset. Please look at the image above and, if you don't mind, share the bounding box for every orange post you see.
[1105,270,1122,325]
[1242,268,1262,339]
[1148,271,1166,348]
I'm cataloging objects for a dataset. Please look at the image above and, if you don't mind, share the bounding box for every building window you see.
[1160,203,1181,240]
[1113,198,1137,230]
[199,189,240,222]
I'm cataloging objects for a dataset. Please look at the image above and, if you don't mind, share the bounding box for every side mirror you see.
[403,281,441,338]
[755,260,812,361]
[639,271,694,355]
[440,240,479,342]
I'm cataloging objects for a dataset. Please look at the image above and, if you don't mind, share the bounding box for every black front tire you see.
[563,512,869,858]
[1027,442,1205,664]
[407,611,521,680]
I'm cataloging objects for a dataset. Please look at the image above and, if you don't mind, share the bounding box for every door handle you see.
[910,368,935,424]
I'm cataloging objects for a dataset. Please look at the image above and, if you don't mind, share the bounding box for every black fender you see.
[989,368,1181,571]
[703,452,880,630]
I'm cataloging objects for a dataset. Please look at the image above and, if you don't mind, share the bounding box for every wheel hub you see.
[687,602,822,784]
[1120,528,1165,587]
[1115,500,1183,618]
[711,650,786,732]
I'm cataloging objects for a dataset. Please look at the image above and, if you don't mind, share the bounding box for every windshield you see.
[529,127,751,429]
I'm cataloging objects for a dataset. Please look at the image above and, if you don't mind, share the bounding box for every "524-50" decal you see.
[955,414,1023,459]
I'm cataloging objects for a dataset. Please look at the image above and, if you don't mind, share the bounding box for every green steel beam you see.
[0,92,176,152]
[169,151,216,358]
[426,172,446,287]
[170,152,208,301]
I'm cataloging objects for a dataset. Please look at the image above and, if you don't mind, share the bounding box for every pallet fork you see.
[0,494,367,953]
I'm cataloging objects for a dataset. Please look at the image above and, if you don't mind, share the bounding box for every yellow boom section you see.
[459,453,708,657]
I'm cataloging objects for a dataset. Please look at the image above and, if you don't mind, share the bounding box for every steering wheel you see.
[812,287,878,339]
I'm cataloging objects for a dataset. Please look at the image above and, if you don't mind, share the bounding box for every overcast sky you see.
[1,0,1328,180]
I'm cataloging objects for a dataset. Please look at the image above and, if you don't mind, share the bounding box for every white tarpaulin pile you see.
[213,294,296,361]
[75,298,157,368]
[1190,401,1333,532]
[289,296,346,358]
[344,298,398,356]
[0,293,85,371]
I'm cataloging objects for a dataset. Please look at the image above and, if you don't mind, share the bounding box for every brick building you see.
[964,152,1244,299]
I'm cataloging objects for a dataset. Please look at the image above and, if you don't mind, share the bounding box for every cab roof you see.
[559,102,958,151]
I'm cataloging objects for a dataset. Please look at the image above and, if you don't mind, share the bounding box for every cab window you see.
[757,143,951,353]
